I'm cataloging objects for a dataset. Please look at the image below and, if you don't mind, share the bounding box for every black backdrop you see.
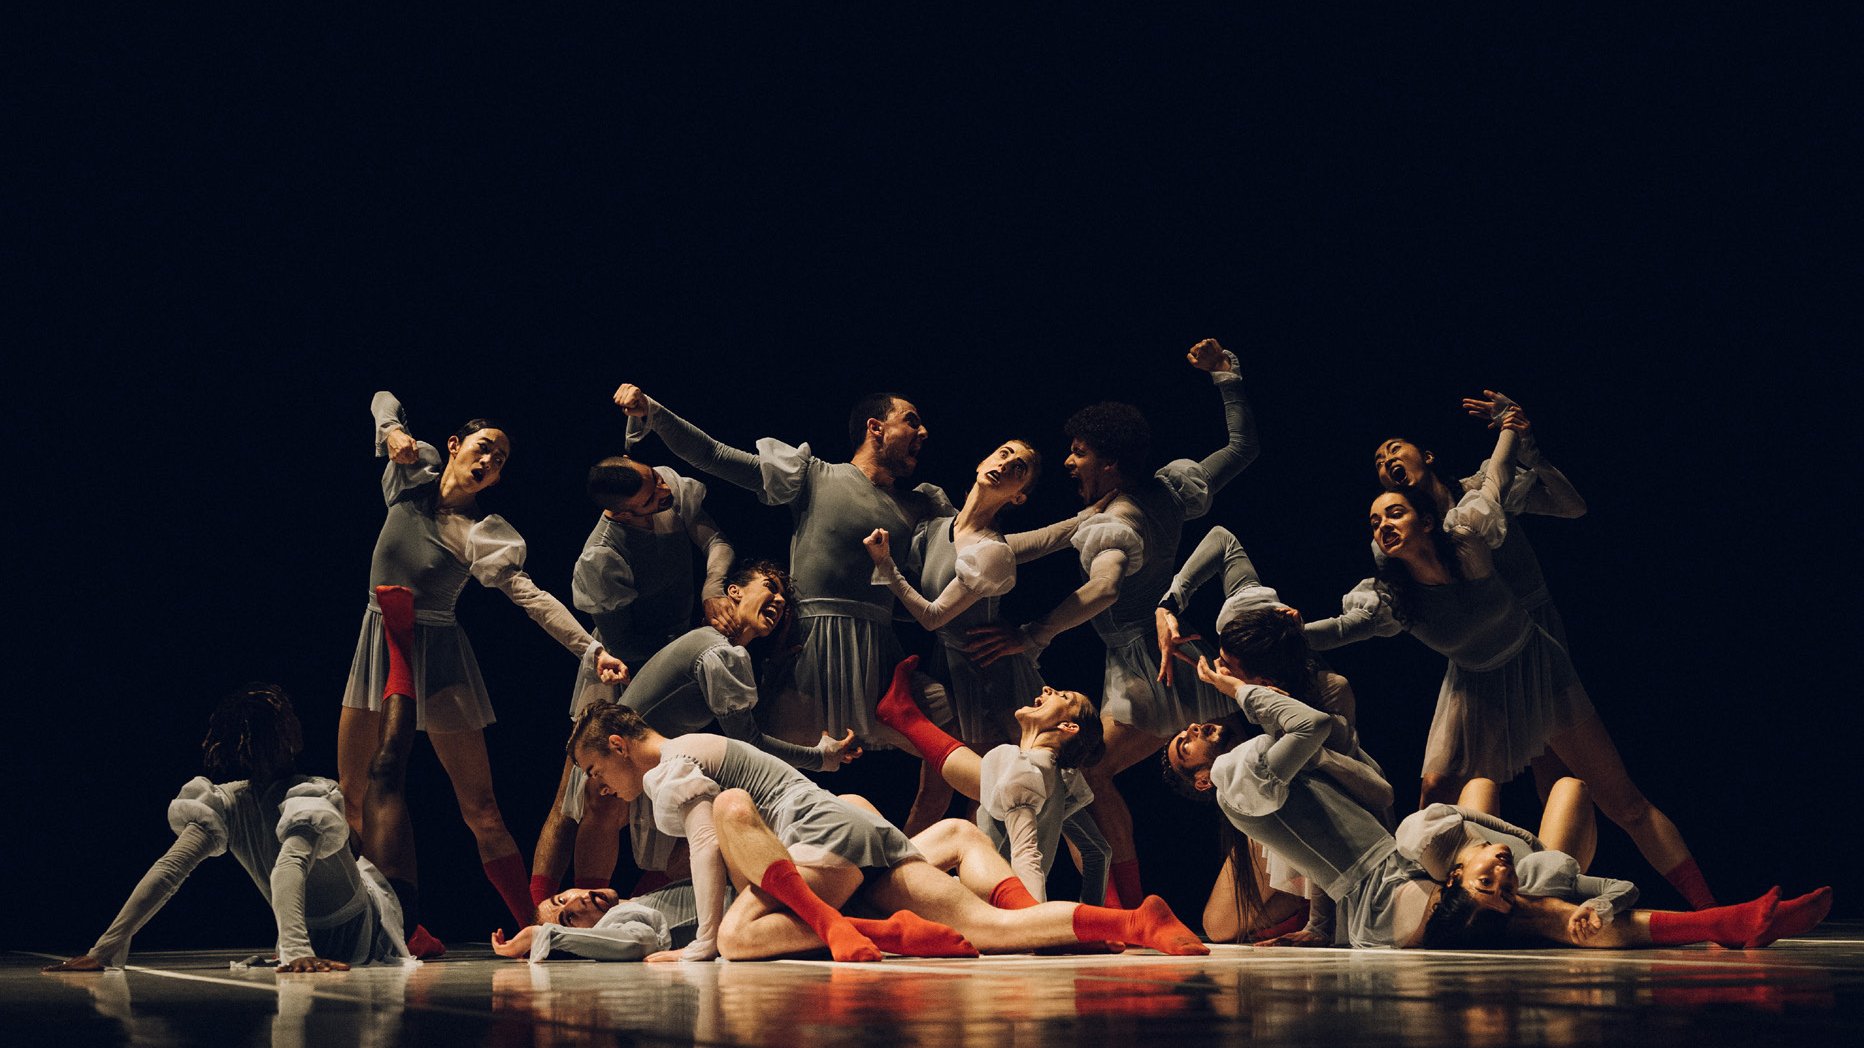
[13,8,1860,953]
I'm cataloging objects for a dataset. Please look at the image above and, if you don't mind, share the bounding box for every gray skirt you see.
[340,604,496,734]
[1096,622,1234,737]
[1422,625,1596,779]
[767,783,922,872]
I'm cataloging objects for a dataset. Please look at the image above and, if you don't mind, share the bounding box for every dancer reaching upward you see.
[341,392,627,938]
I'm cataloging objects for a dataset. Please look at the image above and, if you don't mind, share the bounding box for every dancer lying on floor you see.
[565,702,1208,960]
[43,685,410,974]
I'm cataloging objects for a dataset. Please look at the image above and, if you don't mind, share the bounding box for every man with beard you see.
[612,382,957,831]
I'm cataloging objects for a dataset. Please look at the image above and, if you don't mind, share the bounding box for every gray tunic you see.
[1069,360,1259,735]
[526,881,710,962]
[89,777,407,968]
[973,745,1110,904]
[643,398,954,746]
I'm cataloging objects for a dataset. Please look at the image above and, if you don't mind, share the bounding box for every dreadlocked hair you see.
[201,682,302,784]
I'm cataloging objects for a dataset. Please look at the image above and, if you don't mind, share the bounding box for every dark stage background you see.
[13,8,1859,953]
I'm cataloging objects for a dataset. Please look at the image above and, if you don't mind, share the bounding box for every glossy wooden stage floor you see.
[14,926,1861,1048]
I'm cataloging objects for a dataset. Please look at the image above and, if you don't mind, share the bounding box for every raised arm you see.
[966,549,1125,668]
[1186,339,1260,500]
[1197,660,1333,783]
[1453,805,1544,852]
[865,529,988,631]
[1463,390,1585,518]
[614,384,767,493]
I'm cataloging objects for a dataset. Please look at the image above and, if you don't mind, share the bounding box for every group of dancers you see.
[46,339,1830,973]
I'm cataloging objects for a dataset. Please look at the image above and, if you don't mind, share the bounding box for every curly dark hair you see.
[1064,402,1151,477]
[202,682,302,783]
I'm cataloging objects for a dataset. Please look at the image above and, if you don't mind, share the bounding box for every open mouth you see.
[470,467,486,483]
[1379,528,1401,551]
[985,468,1001,484]
[759,602,781,627]
[1387,461,1408,485]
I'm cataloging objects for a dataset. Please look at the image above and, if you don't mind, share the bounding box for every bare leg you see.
[1535,777,1597,870]
[710,789,878,961]
[362,694,419,884]
[1200,852,1305,944]
[1547,712,1693,875]
[1084,719,1171,868]
[1456,777,1499,814]
[572,790,625,885]
[902,762,956,837]
[337,705,383,838]
[909,818,1020,899]
[530,756,581,896]
[1419,771,1466,810]
[1528,750,1574,804]
[428,726,520,863]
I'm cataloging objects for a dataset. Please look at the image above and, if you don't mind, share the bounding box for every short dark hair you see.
[1420,884,1511,949]
[567,702,652,756]
[202,683,302,783]
[453,418,507,443]
[587,456,648,510]
[848,392,907,451]
[1064,402,1151,476]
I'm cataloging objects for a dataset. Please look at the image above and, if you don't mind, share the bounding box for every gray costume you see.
[1207,685,1436,949]
[344,392,598,732]
[88,776,409,968]
[638,396,954,747]
[526,881,708,962]
[973,745,1110,904]
[1394,804,1638,925]
[567,465,732,717]
[1040,355,1259,735]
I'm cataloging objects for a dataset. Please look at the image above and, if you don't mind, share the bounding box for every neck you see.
[438,471,476,511]
[604,509,652,530]
[1421,475,1455,513]
[850,448,897,490]
[1399,547,1453,585]
[1018,724,1056,752]
[955,487,1009,534]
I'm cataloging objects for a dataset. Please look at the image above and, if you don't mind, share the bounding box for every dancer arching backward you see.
[1306,416,1714,909]
[569,704,1207,960]
[877,665,1112,903]
[1397,785,1830,950]
[583,560,864,903]
[613,382,958,831]
[342,392,628,940]
[967,338,1259,906]
[531,453,735,907]
[43,685,411,974]
[1168,610,1395,945]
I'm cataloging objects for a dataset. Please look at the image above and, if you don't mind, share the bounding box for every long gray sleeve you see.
[1573,873,1639,920]
[1234,686,1333,784]
[89,825,218,967]
[1062,810,1111,905]
[644,398,768,493]
[269,829,320,964]
[716,708,834,771]
[1160,526,1258,613]
[1195,362,1260,497]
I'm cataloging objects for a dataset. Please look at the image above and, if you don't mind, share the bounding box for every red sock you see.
[406,924,447,960]
[874,657,964,773]
[1104,883,1122,908]
[484,852,538,929]
[1110,859,1143,908]
[632,869,673,896]
[1759,886,1832,944]
[990,876,1040,910]
[1072,896,1208,956]
[375,585,417,700]
[847,911,978,957]
[1648,888,1779,948]
[759,860,882,962]
[1662,856,1718,909]
[529,874,557,907]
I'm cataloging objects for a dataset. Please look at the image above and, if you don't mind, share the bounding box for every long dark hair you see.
[1217,610,1320,707]
[201,683,302,784]
[1421,884,1510,949]
[1372,488,1461,621]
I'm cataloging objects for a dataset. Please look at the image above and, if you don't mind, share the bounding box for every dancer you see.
[1397,795,1830,950]
[874,663,1111,903]
[1171,609,1395,945]
[968,338,1260,905]
[43,685,410,974]
[492,881,707,962]
[612,381,958,831]
[569,703,1208,960]
[1307,415,1714,908]
[341,392,627,938]
[532,452,735,906]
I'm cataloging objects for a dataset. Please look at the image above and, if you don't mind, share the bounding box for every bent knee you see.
[712,789,758,825]
[1547,776,1591,807]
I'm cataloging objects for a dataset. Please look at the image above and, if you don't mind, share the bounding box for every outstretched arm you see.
[1186,339,1260,499]
[865,529,988,632]
[1463,390,1585,518]
[1303,579,1403,651]
[614,383,767,493]
[77,825,219,969]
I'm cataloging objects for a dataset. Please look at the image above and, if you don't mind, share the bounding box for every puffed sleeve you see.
[1154,459,1214,520]
[1072,516,1145,577]
[643,757,722,836]
[572,543,638,616]
[1443,489,1509,551]
[167,776,232,857]
[696,644,760,717]
[1208,735,1294,817]
[953,540,1017,599]
[914,482,958,520]
[1303,578,1403,650]
[471,516,600,657]
[978,746,1052,819]
[752,437,815,507]
[1393,804,1470,882]
[276,779,350,860]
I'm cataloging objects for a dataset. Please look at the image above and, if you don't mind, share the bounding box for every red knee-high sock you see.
[375,585,417,700]
[529,874,557,907]
[990,876,1040,910]
[759,860,883,962]
[484,853,538,929]
[1758,886,1832,944]
[847,911,979,957]
[1662,856,1717,909]
[1071,896,1208,956]
[1648,888,1779,948]
[874,656,963,773]
[406,924,447,960]
[1109,859,1143,908]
